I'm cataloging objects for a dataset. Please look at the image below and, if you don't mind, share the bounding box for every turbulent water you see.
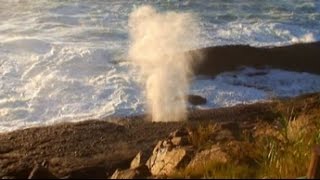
[1,0,320,132]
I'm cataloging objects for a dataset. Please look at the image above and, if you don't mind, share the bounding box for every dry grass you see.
[256,114,320,178]
[170,112,320,179]
[188,123,219,149]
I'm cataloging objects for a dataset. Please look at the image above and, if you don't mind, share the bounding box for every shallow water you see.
[1,0,320,132]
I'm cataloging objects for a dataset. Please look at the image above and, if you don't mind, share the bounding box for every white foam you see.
[0,1,320,132]
[189,67,320,110]
[291,33,316,43]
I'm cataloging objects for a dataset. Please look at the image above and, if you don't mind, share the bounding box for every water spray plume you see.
[128,5,202,122]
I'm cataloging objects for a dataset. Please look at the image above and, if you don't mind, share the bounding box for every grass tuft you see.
[170,112,320,179]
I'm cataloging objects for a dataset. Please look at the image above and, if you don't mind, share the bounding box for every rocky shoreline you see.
[1,92,319,179]
[1,42,320,178]
[191,41,320,76]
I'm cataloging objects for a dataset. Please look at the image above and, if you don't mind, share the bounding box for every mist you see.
[128,5,201,122]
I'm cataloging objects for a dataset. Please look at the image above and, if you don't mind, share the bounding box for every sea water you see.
[1,0,320,132]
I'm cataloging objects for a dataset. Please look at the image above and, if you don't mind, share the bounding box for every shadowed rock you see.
[190,42,320,76]
[171,136,189,146]
[110,150,152,179]
[188,95,207,105]
[130,152,149,170]
[111,163,151,179]
[110,169,136,179]
[169,128,192,138]
[1,176,15,179]
[28,164,57,179]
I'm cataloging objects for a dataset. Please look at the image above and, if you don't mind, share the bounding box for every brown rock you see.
[146,144,193,176]
[110,165,151,179]
[110,169,136,179]
[188,95,207,105]
[162,140,173,148]
[187,145,229,169]
[169,128,190,138]
[171,136,190,146]
[153,141,163,151]
[130,151,149,169]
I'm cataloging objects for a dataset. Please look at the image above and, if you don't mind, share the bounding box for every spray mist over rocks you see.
[128,5,202,122]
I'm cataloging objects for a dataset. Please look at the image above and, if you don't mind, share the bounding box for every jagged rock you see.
[111,151,152,179]
[110,165,150,179]
[169,128,190,138]
[130,151,149,169]
[187,145,229,169]
[28,164,57,179]
[171,136,190,146]
[188,94,207,105]
[146,140,193,176]
[135,165,151,178]
[110,169,136,179]
[162,140,173,148]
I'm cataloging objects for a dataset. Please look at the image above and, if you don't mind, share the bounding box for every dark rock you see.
[169,128,190,138]
[188,95,207,105]
[0,161,31,179]
[67,165,119,179]
[191,42,320,76]
[171,136,190,146]
[28,164,57,179]
[135,165,151,178]
[1,176,16,179]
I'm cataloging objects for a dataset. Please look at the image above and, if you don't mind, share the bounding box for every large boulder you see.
[187,145,229,169]
[130,151,149,169]
[111,151,151,179]
[190,42,320,76]
[146,141,193,176]
[146,128,194,176]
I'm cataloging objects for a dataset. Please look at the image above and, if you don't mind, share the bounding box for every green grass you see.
[170,113,320,179]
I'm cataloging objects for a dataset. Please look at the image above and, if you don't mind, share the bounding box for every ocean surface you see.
[1,0,320,132]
